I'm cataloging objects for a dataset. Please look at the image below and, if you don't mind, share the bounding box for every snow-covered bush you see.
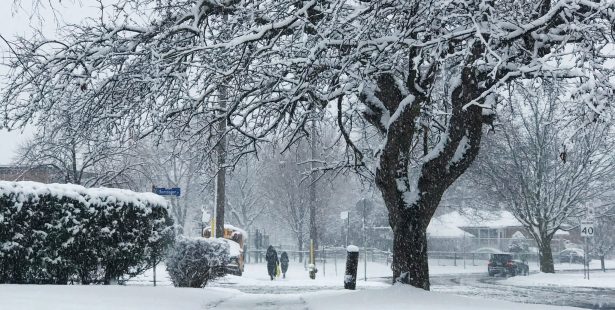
[166,237,229,288]
[508,231,529,253]
[0,181,174,284]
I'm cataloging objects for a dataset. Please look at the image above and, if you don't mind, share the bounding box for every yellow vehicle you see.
[202,225,246,276]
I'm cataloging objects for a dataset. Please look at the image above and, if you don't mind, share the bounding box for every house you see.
[427,208,576,253]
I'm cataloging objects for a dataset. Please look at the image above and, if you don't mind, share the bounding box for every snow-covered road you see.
[431,272,615,309]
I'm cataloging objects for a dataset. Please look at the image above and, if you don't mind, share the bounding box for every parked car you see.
[558,248,590,264]
[488,253,529,277]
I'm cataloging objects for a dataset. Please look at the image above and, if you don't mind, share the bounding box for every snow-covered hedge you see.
[0,181,174,284]
[166,237,229,288]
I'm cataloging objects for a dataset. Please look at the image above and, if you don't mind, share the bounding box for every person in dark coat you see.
[280,251,289,278]
[265,245,279,280]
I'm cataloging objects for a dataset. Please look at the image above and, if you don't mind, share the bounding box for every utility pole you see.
[215,85,227,238]
[363,198,367,281]
[309,115,318,279]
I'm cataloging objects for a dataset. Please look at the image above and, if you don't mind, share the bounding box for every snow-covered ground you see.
[0,285,236,310]
[6,258,613,309]
[0,282,582,310]
[503,271,615,289]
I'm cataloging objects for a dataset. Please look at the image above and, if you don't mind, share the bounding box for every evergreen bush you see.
[0,181,174,284]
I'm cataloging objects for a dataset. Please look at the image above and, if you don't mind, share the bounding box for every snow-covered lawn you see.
[0,285,236,310]
[503,271,615,289]
[125,260,490,288]
[555,260,615,272]
[125,258,615,288]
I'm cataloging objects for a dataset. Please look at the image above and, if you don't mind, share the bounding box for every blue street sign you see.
[153,187,181,197]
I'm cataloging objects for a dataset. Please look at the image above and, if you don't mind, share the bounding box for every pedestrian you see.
[280,251,289,279]
[265,245,278,280]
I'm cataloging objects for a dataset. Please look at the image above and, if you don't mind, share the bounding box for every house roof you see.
[427,217,475,238]
[429,208,569,236]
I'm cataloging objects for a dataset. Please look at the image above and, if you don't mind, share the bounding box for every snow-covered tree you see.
[474,85,615,273]
[591,214,615,272]
[226,158,266,234]
[13,109,139,187]
[2,0,615,289]
[260,146,311,262]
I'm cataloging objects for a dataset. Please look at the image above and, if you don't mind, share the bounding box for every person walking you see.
[265,245,279,280]
[280,251,289,279]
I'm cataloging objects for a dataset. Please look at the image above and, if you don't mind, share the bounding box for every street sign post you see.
[581,219,594,280]
[152,186,181,197]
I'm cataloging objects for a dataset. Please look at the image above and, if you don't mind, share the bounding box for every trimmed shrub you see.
[0,181,174,284]
[166,237,230,288]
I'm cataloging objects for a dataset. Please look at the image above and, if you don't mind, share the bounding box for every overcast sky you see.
[0,1,100,165]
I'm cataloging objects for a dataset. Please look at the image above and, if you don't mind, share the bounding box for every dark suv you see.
[488,253,529,277]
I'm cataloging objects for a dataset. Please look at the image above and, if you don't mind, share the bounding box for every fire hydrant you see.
[308,263,318,279]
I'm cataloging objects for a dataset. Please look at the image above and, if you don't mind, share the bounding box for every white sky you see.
[0,1,100,164]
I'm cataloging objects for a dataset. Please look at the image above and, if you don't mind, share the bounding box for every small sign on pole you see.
[580,220,595,237]
[152,186,181,197]
[340,211,349,220]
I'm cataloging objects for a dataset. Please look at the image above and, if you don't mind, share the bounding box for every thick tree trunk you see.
[538,240,555,273]
[391,215,430,289]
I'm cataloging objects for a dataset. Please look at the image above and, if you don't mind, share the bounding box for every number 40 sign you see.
[580,220,595,237]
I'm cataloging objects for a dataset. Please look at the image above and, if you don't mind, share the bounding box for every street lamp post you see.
[362,199,367,281]
[340,211,350,247]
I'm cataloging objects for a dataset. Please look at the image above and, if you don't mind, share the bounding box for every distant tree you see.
[259,144,314,262]
[226,158,267,233]
[474,85,615,273]
[15,113,139,188]
[591,214,615,272]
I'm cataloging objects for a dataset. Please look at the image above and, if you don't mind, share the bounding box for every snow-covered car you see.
[488,253,529,277]
[558,248,590,264]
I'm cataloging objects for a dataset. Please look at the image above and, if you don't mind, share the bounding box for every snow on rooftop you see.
[427,216,475,238]
[435,208,521,229]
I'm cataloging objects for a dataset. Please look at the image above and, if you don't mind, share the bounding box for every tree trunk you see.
[297,237,304,263]
[376,148,443,290]
[391,215,430,289]
[601,256,605,272]
[538,240,555,273]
